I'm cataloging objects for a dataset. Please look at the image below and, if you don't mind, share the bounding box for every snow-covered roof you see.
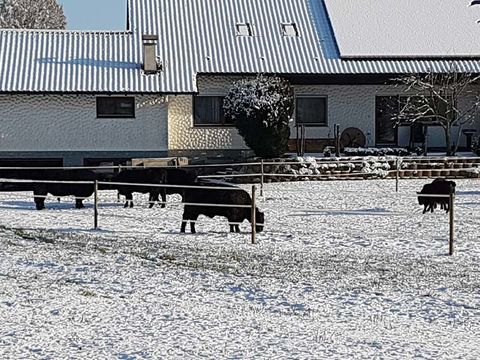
[0,30,163,93]
[130,0,480,93]
[2,0,480,94]
[324,0,480,58]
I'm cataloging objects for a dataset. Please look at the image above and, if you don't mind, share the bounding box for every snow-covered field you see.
[1,179,480,359]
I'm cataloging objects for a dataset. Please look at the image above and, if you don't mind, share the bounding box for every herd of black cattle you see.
[0,168,264,234]
[0,167,458,233]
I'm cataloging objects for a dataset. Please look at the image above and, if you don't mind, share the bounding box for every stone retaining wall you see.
[208,157,480,183]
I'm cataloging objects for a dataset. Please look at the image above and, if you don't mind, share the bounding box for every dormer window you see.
[282,22,299,37]
[236,23,253,36]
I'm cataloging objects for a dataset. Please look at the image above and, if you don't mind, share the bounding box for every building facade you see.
[1,0,480,165]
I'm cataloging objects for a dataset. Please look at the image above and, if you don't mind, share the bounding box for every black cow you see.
[0,169,98,210]
[111,168,167,208]
[418,178,456,214]
[148,168,198,204]
[180,180,264,234]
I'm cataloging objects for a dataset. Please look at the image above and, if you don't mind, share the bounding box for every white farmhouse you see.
[1,0,480,165]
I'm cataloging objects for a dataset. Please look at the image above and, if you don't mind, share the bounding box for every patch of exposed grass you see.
[80,289,96,297]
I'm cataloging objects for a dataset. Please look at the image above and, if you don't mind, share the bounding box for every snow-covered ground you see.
[1,179,480,359]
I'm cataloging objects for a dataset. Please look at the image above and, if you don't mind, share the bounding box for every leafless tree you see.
[0,0,66,29]
[395,65,480,155]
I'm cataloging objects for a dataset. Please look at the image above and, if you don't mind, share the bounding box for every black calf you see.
[418,178,456,214]
[180,181,264,234]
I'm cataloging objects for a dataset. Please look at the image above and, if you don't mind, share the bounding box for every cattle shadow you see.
[289,208,395,217]
[0,200,93,211]
[15,226,119,234]
[456,191,480,196]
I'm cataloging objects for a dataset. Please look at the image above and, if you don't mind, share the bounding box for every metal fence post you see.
[251,185,256,245]
[335,124,340,157]
[117,165,122,202]
[301,125,306,156]
[94,180,99,230]
[449,192,455,256]
[396,157,400,193]
[260,159,264,197]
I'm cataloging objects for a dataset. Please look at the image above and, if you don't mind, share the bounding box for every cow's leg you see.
[229,224,235,233]
[160,188,166,209]
[181,208,190,233]
[148,192,156,209]
[423,204,427,214]
[33,191,46,210]
[124,193,133,208]
[75,198,84,209]
[235,225,240,233]
[189,213,198,234]
[181,207,198,233]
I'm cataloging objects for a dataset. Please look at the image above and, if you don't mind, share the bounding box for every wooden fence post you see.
[251,185,256,245]
[335,124,340,157]
[94,180,99,230]
[449,192,455,256]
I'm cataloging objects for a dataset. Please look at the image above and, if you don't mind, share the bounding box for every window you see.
[193,96,232,126]
[375,96,398,145]
[236,23,253,36]
[97,97,135,118]
[282,22,299,37]
[296,97,327,126]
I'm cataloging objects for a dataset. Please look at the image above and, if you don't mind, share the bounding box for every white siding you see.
[167,76,480,151]
[0,94,168,152]
[168,95,248,151]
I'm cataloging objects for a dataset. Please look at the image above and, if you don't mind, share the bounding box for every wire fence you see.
[0,155,477,251]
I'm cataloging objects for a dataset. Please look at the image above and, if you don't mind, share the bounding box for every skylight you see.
[236,23,253,36]
[282,22,299,37]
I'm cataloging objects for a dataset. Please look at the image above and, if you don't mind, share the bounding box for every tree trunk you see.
[445,125,453,156]
[453,123,464,155]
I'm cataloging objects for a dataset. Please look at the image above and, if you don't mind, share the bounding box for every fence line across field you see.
[97,181,249,191]
[0,155,478,172]
[0,178,95,185]
[0,176,460,253]
[0,156,471,252]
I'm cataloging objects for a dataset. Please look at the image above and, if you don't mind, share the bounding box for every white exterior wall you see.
[167,76,480,151]
[168,95,247,151]
[0,94,168,152]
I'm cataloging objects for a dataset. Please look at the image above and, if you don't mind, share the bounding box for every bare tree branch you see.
[393,63,480,155]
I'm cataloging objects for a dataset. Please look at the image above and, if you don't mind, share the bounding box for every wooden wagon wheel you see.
[340,127,366,148]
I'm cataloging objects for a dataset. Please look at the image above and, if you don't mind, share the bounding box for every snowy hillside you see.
[1,179,479,358]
